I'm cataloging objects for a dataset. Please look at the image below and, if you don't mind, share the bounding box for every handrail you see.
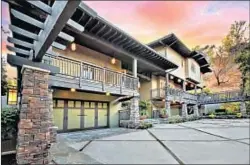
[43,54,138,90]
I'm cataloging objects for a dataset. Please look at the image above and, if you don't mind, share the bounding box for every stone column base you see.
[165,101,171,117]
[240,101,246,115]
[193,104,199,116]
[181,103,188,118]
[129,96,140,128]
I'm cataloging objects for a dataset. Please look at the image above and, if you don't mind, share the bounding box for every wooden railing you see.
[198,90,250,104]
[151,87,250,105]
[43,54,138,91]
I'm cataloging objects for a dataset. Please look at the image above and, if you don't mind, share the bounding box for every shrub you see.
[168,115,183,124]
[1,107,20,140]
[137,122,152,129]
[236,113,242,118]
[209,113,216,119]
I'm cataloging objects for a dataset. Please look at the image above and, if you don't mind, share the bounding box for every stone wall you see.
[16,66,57,164]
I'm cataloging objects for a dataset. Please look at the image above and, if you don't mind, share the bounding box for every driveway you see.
[50,119,250,164]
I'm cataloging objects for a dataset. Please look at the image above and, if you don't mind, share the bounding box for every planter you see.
[140,115,148,120]
[1,139,16,153]
[159,114,168,118]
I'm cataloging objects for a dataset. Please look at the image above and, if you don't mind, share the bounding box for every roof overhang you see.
[5,0,178,74]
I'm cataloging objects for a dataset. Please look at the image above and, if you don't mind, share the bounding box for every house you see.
[5,1,179,133]
[145,34,212,117]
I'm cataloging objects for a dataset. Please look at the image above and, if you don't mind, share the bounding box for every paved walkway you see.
[50,119,250,164]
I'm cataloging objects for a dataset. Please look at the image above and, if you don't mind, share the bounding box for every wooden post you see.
[80,62,83,88]
[103,68,106,91]
[120,73,123,94]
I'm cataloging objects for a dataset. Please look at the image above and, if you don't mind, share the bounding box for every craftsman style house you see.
[5,1,213,133]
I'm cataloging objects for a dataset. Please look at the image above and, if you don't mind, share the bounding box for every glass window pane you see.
[8,89,17,105]
[103,103,107,109]
[68,101,74,108]
[57,100,64,107]
[84,102,89,108]
[98,103,102,108]
[75,101,81,108]
[90,102,95,108]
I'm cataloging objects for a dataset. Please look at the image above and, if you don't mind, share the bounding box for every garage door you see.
[53,99,109,131]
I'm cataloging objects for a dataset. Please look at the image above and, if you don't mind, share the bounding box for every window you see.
[191,63,196,73]
[7,88,17,105]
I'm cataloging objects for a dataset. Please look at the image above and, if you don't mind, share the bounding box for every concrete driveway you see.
[50,119,250,164]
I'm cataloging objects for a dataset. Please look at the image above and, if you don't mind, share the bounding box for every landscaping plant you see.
[1,107,20,140]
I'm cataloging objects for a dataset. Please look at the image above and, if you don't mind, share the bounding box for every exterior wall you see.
[139,80,152,101]
[170,105,181,116]
[52,44,122,72]
[151,75,158,89]
[53,89,121,127]
[166,47,186,79]
[186,58,201,82]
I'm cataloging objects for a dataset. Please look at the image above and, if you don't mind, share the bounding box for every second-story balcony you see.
[151,87,198,104]
[43,54,138,96]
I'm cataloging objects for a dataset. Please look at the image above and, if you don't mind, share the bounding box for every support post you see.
[181,103,188,118]
[193,104,199,116]
[16,65,57,164]
[129,95,140,128]
[165,101,171,117]
[133,58,137,78]
[240,101,246,115]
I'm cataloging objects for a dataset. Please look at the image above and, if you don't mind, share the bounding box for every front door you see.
[53,99,109,131]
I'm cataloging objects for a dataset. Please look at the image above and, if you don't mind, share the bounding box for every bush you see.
[1,107,20,140]
[168,115,183,124]
[209,113,216,119]
[137,122,152,129]
[236,113,242,118]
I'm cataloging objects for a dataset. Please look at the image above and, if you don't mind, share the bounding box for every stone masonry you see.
[193,104,199,116]
[240,101,246,115]
[129,96,140,128]
[16,65,57,164]
[181,103,188,118]
[165,101,171,117]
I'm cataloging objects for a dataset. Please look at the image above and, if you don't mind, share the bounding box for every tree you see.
[1,56,8,96]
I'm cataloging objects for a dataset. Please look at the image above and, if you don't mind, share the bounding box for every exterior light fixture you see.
[71,43,76,51]
[111,57,116,64]
[162,99,165,102]
[106,92,110,96]
[170,75,174,80]
[190,84,194,87]
[172,100,176,104]
[123,69,127,74]
[177,79,181,83]
[70,88,76,92]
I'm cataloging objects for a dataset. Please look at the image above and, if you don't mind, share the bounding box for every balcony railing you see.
[151,87,198,103]
[43,54,138,93]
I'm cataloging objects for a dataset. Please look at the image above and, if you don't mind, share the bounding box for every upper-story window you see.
[191,63,196,73]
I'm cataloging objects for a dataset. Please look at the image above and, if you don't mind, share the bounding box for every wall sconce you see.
[190,84,194,88]
[70,88,76,92]
[170,75,174,80]
[177,79,181,83]
[71,43,76,51]
[185,82,188,85]
[106,92,110,96]
[162,99,165,102]
[111,57,116,64]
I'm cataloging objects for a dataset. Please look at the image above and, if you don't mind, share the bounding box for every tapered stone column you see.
[181,103,188,118]
[16,65,56,164]
[240,101,246,115]
[165,101,171,117]
[129,96,140,128]
[193,104,199,116]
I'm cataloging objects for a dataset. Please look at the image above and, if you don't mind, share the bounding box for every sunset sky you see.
[1,1,249,79]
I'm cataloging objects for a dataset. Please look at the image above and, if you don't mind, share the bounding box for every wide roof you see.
[147,33,212,73]
[6,0,178,73]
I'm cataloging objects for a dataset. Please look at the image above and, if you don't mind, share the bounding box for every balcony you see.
[151,87,198,104]
[43,54,138,96]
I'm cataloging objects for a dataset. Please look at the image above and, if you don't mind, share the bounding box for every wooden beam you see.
[107,31,117,40]
[52,42,66,50]
[200,64,209,68]
[26,1,52,14]
[7,54,60,74]
[197,56,204,61]
[7,37,33,49]
[33,0,81,62]
[89,21,100,33]
[11,9,44,29]
[7,45,30,56]
[78,2,98,18]
[96,25,106,36]
[9,25,38,40]
[112,34,123,43]
[101,27,112,38]
[58,32,74,42]
[67,19,85,32]
[192,52,200,58]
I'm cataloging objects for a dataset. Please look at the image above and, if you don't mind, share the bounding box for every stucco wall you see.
[53,89,121,127]
[186,58,201,82]
[139,80,152,101]
[52,44,122,72]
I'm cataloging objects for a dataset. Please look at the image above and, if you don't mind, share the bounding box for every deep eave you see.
[6,0,178,73]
